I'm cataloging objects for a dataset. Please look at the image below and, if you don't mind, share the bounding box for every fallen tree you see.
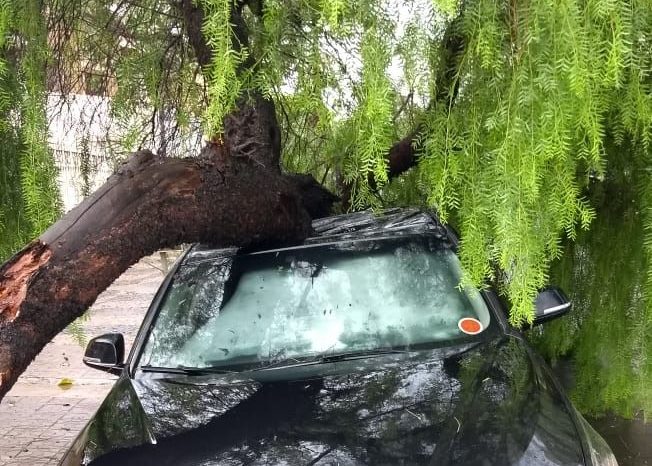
[0,106,425,400]
[0,0,466,402]
[0,97,338,399]
[3,0,637,401]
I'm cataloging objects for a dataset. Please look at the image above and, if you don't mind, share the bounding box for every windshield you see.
[139,237,493,371]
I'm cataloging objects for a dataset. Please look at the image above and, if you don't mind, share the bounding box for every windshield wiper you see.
[253,348,409,371]
[139,365,235,375]
[321,348,408,362]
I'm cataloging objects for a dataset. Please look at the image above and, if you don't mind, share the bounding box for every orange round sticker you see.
[458,317,483,335]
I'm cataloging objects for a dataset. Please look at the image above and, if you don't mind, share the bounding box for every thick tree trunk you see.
[0,148,334,401]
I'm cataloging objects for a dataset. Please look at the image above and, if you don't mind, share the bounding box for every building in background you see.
[48,94,115,212]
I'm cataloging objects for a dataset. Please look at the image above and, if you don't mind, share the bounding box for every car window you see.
[139,238,493,370]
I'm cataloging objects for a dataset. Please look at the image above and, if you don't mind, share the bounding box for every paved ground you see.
[590,414,652,466]
[0,254,170,465]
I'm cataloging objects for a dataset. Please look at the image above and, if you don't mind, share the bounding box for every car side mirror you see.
[83,333,125,375]
[533,287,571,325]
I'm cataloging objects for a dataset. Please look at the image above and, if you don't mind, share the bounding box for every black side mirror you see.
[533,287,571,325]
[83,333,125,375]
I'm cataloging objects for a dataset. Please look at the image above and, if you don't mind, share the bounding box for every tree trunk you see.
[0,148,334,401]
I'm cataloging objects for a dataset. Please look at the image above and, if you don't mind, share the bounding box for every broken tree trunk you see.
[0,147,333,401]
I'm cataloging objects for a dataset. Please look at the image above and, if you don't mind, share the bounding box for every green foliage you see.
[199,0,244,134]
[1,0,649,328]
[0,0,60,259]
[0,0,22,260]
[0,131,30,261]
[345,17,395,209]
[15,0,62,236]
[531,161,652,418]
[198,0,652,327]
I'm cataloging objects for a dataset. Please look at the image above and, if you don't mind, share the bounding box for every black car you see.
[59,209,617,466]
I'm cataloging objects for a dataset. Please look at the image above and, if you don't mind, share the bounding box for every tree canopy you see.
[0,0,651,330]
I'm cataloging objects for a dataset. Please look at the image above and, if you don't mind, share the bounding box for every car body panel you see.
[61,336,585,465]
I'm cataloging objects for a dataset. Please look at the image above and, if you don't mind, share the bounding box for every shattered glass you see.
[140,253,235,365]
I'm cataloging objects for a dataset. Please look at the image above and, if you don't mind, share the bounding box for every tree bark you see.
[177,0,212,69]
[0,148,334,401]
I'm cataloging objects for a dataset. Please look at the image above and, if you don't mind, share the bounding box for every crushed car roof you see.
[308,208,448,243]
[188,208,451,261]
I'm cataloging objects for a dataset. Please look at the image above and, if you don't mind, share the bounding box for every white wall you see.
[48,94,115,211]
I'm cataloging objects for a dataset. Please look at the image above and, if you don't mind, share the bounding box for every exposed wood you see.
[0,148,336,401]
[0,243,52,323]
[223,95,282,169]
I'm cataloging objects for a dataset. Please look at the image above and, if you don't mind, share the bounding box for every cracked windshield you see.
[141,238,491,370]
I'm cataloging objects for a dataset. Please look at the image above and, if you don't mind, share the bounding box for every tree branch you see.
[176,0,212,68]
[375,10,467,186]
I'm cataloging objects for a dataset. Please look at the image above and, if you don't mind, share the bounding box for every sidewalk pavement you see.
[0,255,170,466]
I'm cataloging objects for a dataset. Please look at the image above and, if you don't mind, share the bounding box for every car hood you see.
[62,336,585,466]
